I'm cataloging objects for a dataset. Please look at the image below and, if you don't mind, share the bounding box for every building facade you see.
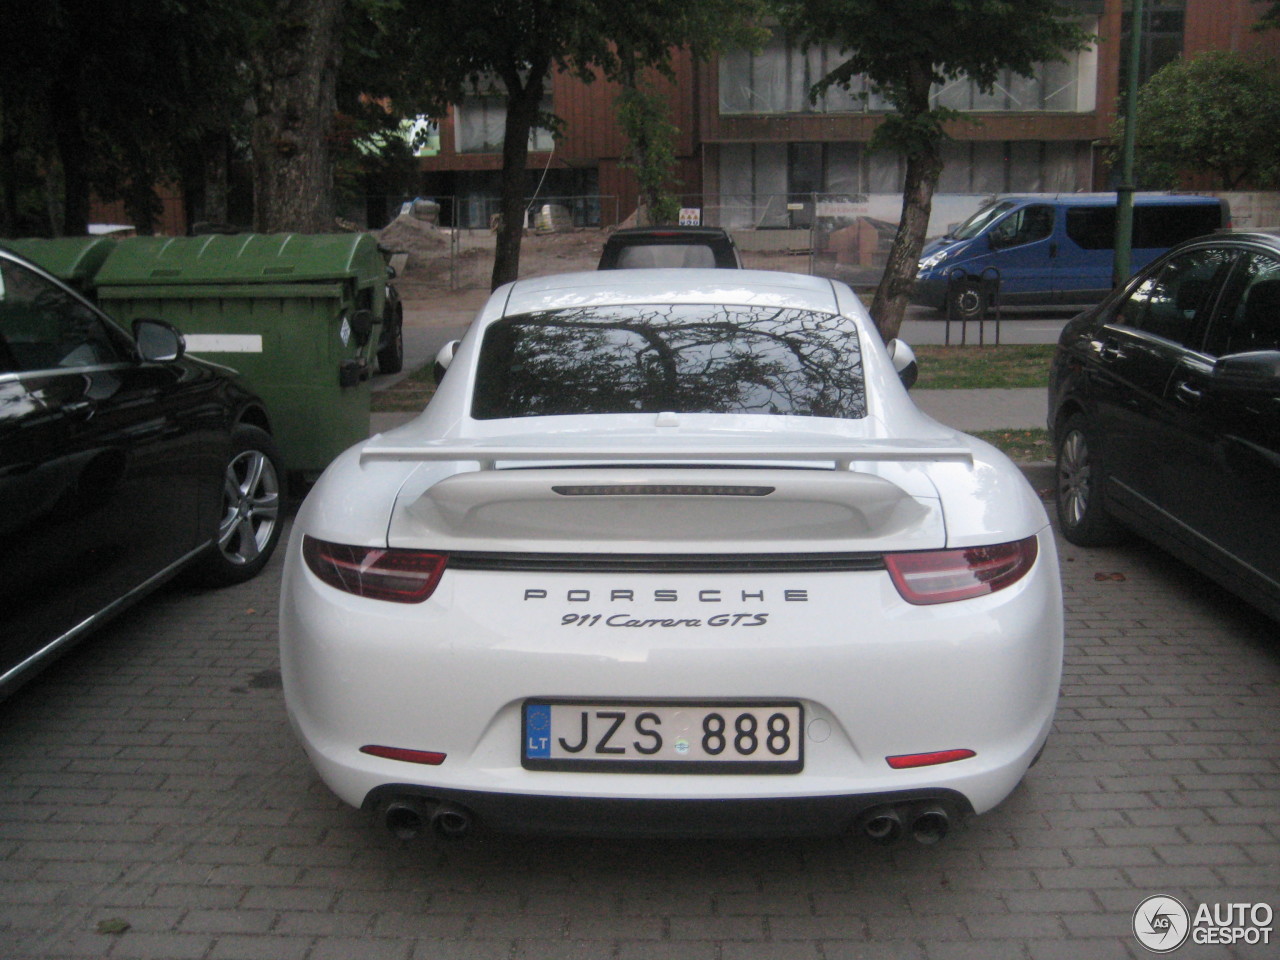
[417,1,1280,231]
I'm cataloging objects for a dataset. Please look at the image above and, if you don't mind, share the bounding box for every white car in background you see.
[280,269,1062,843]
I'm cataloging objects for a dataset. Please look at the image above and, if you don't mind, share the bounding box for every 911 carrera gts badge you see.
[561,612,769,628]
[523,587,807,628]
[523,589,809,603]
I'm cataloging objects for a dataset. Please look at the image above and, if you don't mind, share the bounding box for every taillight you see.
[302,536,447,603]
[884,536,1038,605]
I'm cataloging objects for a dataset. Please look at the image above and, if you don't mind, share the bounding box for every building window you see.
[717,140,1083,227]
[455,79,554,154]
[719,23,1097,116]
[1120,0,1186,92]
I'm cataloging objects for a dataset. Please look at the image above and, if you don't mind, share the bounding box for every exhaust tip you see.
[431,803,474,840]
[863,808,904,843]
[383,801,428,840]
[911,807,950,845]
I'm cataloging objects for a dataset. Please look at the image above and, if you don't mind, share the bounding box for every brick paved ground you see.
[1,509,1277,960]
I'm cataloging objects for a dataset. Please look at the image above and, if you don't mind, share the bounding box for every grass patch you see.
[371,365,437,412]
[972,428,1052,462]
[913,344,1054,389]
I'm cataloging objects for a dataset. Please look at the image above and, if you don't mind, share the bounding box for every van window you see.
[1132,204,1221,248]
[989,204,1054,249]
[1067,202,1221,252]
[950,200,1017,240]
[1065,207,1115,250]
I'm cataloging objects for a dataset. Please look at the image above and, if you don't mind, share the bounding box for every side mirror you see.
[887,339,919,390]
[434,339,460,384]
[132,319,185,362]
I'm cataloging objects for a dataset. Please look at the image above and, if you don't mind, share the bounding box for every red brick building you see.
[418,0,1280,230]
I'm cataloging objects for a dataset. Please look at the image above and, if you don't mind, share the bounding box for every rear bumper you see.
[281,525,1062,828]
[363,783,975,838]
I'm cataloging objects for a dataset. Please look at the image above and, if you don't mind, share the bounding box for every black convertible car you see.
[0,246,284,698]
[1050,231,1280,621]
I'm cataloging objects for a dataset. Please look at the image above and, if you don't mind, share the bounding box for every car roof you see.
[990,193,1221,207]
[497,269,843,318]
[606,226,733,239]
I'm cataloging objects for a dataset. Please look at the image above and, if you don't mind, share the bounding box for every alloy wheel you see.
[218,447,281,566]
[1057,428,1091,530]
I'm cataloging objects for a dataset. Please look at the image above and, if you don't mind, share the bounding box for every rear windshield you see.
[472,304,866,420]
[614,245,718,268]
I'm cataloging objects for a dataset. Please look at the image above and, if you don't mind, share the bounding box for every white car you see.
[280,269,1062,843]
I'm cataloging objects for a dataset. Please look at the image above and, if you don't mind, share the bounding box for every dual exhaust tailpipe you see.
[861,803,953,845]
[382,798,475,840]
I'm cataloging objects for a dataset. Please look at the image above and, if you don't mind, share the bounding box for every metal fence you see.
[360,194,621,231]
[363,191,998,292]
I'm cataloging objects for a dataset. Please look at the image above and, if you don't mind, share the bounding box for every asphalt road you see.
[1,509,1277,960]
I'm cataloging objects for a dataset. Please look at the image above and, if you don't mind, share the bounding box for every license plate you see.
[522,700,803,773]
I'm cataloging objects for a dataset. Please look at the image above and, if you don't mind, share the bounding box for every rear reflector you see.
[360,745,447,765]
[884,536,1038,605]
[302,536,447,603]
[886,749,976,769]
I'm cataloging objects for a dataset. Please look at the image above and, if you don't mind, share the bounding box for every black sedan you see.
[0,246,283,697]
[1049,231,1280,621]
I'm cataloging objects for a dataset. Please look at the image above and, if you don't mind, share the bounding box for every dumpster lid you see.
[93,233,384,287]
[0,237,117,283]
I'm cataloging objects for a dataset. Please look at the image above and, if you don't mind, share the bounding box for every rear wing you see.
[360,437,974,472]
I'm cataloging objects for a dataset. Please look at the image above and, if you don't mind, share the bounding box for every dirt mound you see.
[375,214,448,268]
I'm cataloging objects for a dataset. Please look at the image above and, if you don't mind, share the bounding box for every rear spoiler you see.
[360,438,974,472]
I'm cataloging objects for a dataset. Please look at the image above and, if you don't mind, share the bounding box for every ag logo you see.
[1133,895,1191,953]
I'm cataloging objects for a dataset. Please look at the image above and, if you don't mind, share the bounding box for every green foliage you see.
[1254,0,1280,32]
[616,83,682,225]
[0,0,259,235]
[1114,50,1280,190]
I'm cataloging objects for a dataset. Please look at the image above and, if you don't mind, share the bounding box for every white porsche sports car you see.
[280,269,1062,843]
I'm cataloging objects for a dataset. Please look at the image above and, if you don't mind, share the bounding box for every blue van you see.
[912,193,1229,317]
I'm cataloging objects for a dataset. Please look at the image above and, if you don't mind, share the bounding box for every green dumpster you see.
[0,237,117,295]
[93,233,385,483]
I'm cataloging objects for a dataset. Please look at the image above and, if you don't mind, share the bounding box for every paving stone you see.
[0,514,1277,960]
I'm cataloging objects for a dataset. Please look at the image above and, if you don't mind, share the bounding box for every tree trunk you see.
[51,66,89,236]
[870,144,942,341]
[1,115,17,236]
[122,142,159,235]
[491,60,549,290]
[204,133,231,225]
[251,0,344,234]
[870,73,944,342]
